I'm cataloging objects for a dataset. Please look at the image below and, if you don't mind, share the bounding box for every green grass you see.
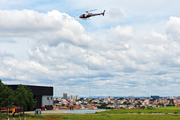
[2,107,180,120]
[0,113,44,120]
[97,107,180,114]
[45,114,180,120]
[1,113,180,120]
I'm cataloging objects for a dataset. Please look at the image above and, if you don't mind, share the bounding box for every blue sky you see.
[1,0,180,97]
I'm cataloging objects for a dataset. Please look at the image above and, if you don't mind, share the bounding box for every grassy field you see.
[1,114,180,120]
[98,107,180,114]
[1,107,180,120]
[46,114,180,120]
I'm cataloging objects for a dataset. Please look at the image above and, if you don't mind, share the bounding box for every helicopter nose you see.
[79,15,84,18]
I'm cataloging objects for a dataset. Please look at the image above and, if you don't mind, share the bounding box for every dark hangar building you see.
[8,85,53,111]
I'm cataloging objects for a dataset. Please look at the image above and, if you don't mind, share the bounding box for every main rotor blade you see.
[85,9,97,13]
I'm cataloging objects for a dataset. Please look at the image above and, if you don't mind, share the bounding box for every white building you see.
[75,95,80,100]
[70,94,74,100]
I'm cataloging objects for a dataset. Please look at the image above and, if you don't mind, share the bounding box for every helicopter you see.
[79,9,106,19]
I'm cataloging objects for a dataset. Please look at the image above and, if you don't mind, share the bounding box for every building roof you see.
[8,85,53,96]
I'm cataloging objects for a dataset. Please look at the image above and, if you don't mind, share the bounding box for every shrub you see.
[62,116,69,119]
[174,112,178,114]
[0,113,6,119]
[141,106,145,109]
[146,106,155,110]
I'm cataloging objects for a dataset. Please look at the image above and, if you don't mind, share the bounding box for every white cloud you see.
[0,10,61,32]
[108,7,124,20]
[0,9,90,47]
[166,17,180,42]
[0,51,14,58]
[0,38,16,43]
[1,7,180,97]
[109,25,135,43]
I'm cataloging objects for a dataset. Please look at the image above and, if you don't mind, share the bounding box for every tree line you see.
[0,79,37,114]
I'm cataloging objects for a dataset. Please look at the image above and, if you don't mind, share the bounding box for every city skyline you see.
[1,0,180,97]
[55,92,180,99]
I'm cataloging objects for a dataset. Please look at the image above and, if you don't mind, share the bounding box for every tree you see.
[169,99,174,105]
[0,79,5,115]
[150,98,156,101]
[93,102,98,104]
[79,98,84,101]
[15,84,36,114]
[141,106,145,109]
[136,101,141,105]
[2,85,15,115]
[123,101,127,105]
[0,79,15,115]
[157,103,164,107]
[0,79,4,109]
[25,86,37,109]
[15,85,29,114]
[53,100,59,104]
[119,97,124,100]
[135,98,140,100]
[0,81,36,115]
[97,103,107,109]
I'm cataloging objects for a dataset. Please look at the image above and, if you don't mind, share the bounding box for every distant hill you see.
[53,96,150,99]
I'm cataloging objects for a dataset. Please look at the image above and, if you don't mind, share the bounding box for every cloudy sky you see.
[1,0,180,97]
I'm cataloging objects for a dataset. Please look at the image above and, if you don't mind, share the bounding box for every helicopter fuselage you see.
[79,10,105,19]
